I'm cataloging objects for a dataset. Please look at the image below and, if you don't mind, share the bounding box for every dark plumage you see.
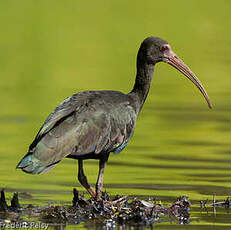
[17,37,212,200]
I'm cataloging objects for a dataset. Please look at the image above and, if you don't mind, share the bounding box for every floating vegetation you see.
[0,189,230,229]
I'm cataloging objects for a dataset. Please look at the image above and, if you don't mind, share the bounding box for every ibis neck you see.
[130,62,154,113]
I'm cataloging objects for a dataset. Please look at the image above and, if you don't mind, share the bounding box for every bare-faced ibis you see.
[17,37,212,200]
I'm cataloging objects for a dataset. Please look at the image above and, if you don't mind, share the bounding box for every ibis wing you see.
[33,97,77,140]
[67,103,136,157]
[29,94,86,150]
[36,101,136,163]
[24,91,136,173]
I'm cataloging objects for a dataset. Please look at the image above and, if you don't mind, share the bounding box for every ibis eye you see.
[161,45,169,52]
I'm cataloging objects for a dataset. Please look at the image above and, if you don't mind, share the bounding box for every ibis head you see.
[136,37,212,109]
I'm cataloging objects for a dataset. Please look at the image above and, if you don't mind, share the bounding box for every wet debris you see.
[0,190,21,212]
[1,189,231,228]
[200,194,231,209]
[0,190,8,212]
[169,196,190,224]
[10,192,21,209]
[200,194,231,217]
[0,189,191,228]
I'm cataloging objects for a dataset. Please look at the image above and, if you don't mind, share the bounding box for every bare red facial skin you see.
[161,44,170,52]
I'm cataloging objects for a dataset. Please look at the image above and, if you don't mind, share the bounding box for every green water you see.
[1,0,231,228]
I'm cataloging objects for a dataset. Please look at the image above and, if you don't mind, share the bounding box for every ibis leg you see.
[95,154,109,200]
[78,159,96,198]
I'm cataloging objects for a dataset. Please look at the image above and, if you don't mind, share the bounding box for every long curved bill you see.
[164,52,212,109]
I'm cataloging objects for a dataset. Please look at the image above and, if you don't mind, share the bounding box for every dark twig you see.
[0,189,8,211]
[72,188,79,207]
[11,192,20,209]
